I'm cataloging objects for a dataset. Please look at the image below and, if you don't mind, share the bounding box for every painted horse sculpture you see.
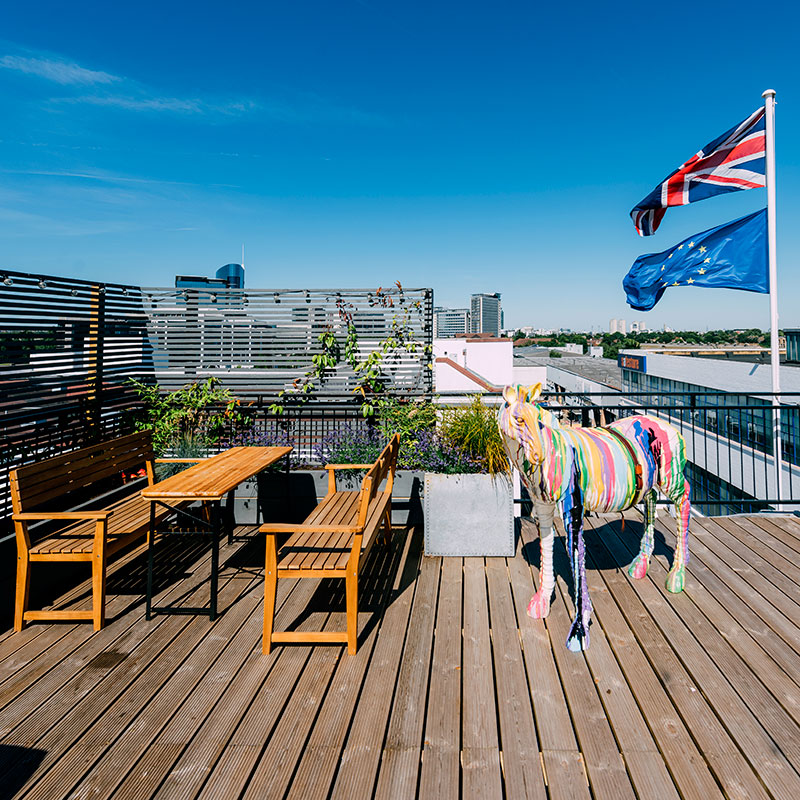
[498,383,691,651]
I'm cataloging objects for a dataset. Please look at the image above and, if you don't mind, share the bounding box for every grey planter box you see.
[423,472,515,557]
[228,469,424,528]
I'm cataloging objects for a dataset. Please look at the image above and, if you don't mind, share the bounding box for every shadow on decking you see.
[0,746,46,797]
[520,513,678,599]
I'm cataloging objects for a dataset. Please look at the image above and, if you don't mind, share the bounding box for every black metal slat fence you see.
[0,270,433,538]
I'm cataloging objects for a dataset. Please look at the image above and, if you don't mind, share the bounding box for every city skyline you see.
[2,2,799,331]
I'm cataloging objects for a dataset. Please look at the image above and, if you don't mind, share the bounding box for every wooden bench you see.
[260,433,400,655]
[10,431,194,632]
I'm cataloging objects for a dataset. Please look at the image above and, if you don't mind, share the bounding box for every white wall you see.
[434,337,514,386]
[510,365,547,387]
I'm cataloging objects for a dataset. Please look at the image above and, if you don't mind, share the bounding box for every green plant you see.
[440,396,510,475]
[127,377,252,455]
[269,282,433,418]
[375,396,438,441]
[154,433,208,480]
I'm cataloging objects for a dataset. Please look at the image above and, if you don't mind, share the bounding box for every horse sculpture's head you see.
[498,382,558,467]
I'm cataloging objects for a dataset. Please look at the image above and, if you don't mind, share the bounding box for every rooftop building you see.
[470,293,502,337]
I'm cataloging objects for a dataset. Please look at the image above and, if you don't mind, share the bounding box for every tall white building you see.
[470,293,502,336]
[433,307,470,338]
[609,318,627,335]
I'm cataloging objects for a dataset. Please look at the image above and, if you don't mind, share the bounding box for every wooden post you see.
[86,284,105,441]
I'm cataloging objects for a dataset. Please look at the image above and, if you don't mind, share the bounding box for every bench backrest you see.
[10,431,154,515]
[356,434,400,529]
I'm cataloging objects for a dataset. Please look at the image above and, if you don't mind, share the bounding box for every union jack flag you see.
[631,108,766,236]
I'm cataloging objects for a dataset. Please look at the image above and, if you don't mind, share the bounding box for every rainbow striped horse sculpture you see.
[498,383,691,651]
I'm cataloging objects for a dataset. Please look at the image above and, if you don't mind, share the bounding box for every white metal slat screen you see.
[140,286,433,400]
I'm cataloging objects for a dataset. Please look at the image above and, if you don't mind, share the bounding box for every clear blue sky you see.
[2,1,799,331]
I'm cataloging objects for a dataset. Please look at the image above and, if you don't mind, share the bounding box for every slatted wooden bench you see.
[10,431,194,632]
[261,433,400,655]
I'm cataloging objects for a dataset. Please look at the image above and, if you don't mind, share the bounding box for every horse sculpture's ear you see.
[502,385,518,404]
[527,383,542,403]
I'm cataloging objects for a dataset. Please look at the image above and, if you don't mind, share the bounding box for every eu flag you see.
[623,208,767,311]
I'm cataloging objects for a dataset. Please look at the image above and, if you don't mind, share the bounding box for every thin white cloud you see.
[2,47,381,125]
[58,94,258,116]
[0,55,119,85]
[2,168,240,190]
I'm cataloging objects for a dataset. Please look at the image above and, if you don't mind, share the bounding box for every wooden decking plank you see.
[643,513,800,681]
[578,524,729,799]
[328,527,422,800]
[418,555,462,800]
[12,569,258,800]
[460,557,503,800]
[0,539,218,738]
[0,537,175,688]
[193,612,334,800]
[628,522,800,724]
[65,576,312,800]
[610,513,800,766]
[715,514,800,586]
[765,513,800,543]
[588,518,777,800]
[372,550,440,800]
[126,580,318,800]
[42,576,266,800]
[287,533,407,800]
[529,522,635,800]
[507,529,590,800]
[744,514,800,559]
[688,516,800,654]
[237,622,343,799]
[236,534,400,800]
[705,516,800,610]
[485,556,548,800]
[556,526,680,800]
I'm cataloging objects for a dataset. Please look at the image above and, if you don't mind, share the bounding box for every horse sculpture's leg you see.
[666,479,691,593]
[528,500,556,619]
[564,462,592,652]
[628,489,657,579]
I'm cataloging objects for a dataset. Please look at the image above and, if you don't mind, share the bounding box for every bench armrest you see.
[323,464,373,471]
[13,511,113,521]
[260,523,360,535]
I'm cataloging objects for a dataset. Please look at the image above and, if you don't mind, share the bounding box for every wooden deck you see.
[1,509,800,799]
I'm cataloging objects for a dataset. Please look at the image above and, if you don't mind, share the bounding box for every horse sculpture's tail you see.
[625,417,691,592]
[563,459,592,652]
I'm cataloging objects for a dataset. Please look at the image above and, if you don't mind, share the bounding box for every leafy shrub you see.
[127,377,252,455]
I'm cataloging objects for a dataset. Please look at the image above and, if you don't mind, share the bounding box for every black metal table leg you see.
[146,501,156,620]
[210,500,220,621]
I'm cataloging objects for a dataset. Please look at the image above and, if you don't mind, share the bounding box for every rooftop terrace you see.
[2,508,799,799]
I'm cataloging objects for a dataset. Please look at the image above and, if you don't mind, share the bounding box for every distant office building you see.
[434,307,470,338]
[609,318,628,335]
[470,293,502,337]
[175,263,245,291]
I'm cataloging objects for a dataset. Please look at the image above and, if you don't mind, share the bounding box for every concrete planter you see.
[423,472,515,557]
[230,469,424,528]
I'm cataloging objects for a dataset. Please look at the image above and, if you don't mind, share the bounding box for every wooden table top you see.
[141,446,292,501]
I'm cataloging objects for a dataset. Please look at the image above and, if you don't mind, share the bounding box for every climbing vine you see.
[269,282,432,417]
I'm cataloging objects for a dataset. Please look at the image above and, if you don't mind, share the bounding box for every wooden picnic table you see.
[141,446,292,620]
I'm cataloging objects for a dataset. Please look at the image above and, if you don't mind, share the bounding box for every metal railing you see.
[539,390,800,515]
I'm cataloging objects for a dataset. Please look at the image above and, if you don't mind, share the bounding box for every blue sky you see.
[2,1,799,331]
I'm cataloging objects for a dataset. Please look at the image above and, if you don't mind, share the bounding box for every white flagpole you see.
[763,89,783,507]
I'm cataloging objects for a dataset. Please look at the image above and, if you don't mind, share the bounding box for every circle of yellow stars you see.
[659,241,711,287]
